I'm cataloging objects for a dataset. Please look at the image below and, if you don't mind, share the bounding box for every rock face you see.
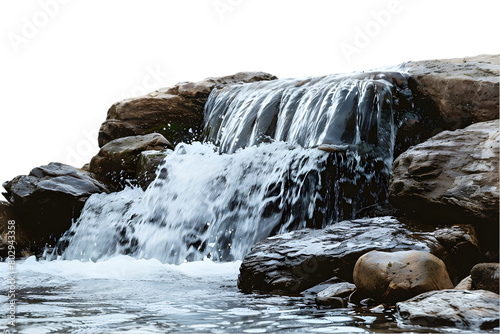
[89,133,172,190]
[389,120,500,253]
[2,163,109,250]
[396,289,500,329]
[98,72,277,147]
[135,149,170,189]
[238,217,440,294]
[353,250,453,304]
[471,263,499,294]
[397,55,500,155]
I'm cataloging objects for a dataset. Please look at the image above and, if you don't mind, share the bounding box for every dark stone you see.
[2,163,109,252]
[471,263,499,294]
[433,225,483,285]
[135,149,170,190]
[238,217,441,295]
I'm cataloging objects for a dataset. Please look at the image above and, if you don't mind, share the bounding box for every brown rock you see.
[454,275,472,290]
[405,55,499,135]
[471,263,499,294]
[353,250,453,304]
[389,120,500,253]
[433,225,482,284]
[98,72,277,147]
[90,133,172,190]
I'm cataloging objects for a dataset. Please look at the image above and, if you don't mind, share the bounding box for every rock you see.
[98,72,277,147]
[433,225,482,284]
[89,133,172,190]
[396,55,499,155]
[0,201,31,258]
[454,275,472,290]
[238,216,441,294]
[389,120,500,254]
[396,289,500,329]
[2,163,109,252]
[353,250,453,304]
[315,282,355,307]
[135,149,170,189]
[471,263,499,294]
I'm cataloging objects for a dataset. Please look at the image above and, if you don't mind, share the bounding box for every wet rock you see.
[353,250,453,304]
[90,133,172,190]
[396,289,500,329]
[433,225,482,284]
[315,282,355,307]
[238,216,441,294]
[397,55,499,155]
[135,149,170,189]
[454,275,472,290]
[98,72,277,147]
[0,201,31,258]
[2,163,109,251]
[471,263,499,294]
[389,120,500,254]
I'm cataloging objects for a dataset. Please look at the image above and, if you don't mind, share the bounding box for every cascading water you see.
[52,71,412,264]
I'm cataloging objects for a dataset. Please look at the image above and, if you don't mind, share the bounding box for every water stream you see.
[3,70,486,333]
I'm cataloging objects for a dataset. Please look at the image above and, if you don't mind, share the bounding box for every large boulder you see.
[89,133,172,190]
[389,120,499,254]
[98,72,277,147]
[2,163,109,251]
[470,263,499,294]
[353,250,453,304]
[238,217,441,294]
[396,55,499,155]
[396,289,500,329]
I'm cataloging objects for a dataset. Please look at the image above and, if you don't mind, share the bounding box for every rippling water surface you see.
[1,256,496,333]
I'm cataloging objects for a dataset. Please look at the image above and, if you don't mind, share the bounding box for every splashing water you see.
[54,71,412,264]
[55,142,329,263]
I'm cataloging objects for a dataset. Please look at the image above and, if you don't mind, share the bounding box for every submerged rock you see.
[389,120,500,254]
[2,163,109,251]
[471,263,499,294]
[353,250,453,304]
[315,282,355,307]
[98,72,277,147]
[89,133,172,190]
[238,217,440,294]
[396,289,500,329]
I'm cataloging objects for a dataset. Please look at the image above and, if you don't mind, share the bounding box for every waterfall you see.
[53,71,412,264]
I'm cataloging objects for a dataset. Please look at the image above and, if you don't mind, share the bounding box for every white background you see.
[1,0,499,185]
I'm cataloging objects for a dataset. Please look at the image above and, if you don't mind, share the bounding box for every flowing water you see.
[3,70,492,333]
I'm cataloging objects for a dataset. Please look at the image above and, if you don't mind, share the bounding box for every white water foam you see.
[55,142,328,264]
